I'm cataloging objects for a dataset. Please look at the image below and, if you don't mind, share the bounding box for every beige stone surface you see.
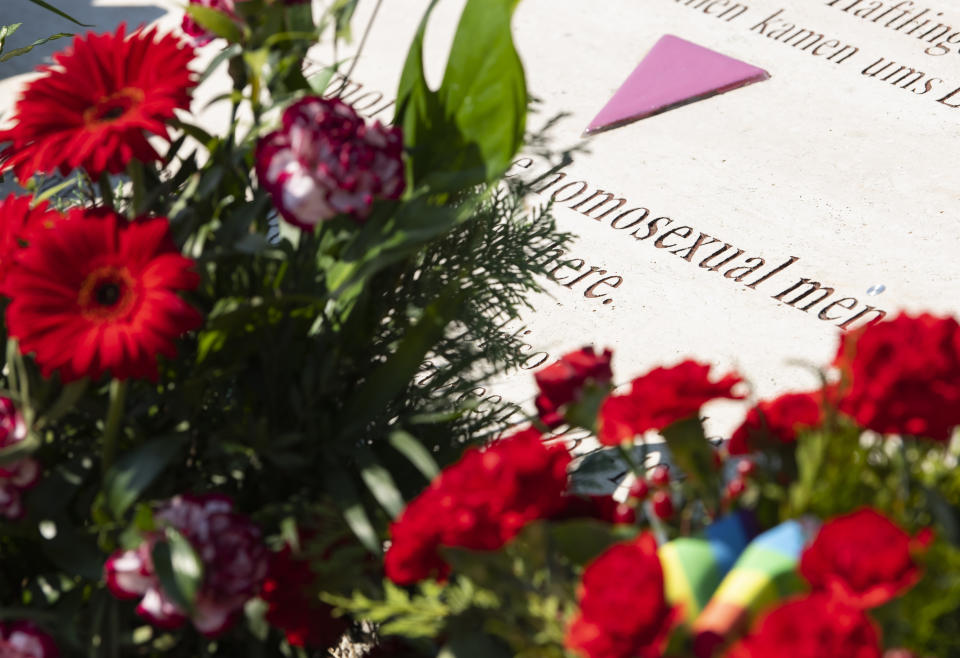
[325,0,960,436]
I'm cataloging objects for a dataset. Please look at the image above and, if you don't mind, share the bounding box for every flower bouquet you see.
[0,1,959,657]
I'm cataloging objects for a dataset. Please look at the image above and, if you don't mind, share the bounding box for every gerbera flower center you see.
[77,265,137,321]
[84,88,145,126]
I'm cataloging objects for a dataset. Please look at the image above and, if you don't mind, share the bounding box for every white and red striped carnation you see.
[104,493,268,637]
[0,397,39,520]
[0,621,59,658]
[256,96,405,229]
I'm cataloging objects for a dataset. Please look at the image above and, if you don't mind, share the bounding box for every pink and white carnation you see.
[0,397,40,520]
[104,493,268,637]
[0,621,59,658]
[256,96,405,229]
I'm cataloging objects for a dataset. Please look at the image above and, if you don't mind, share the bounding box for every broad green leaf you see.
[389,430,439,480]
[0,32,71,63]
[439,0,526,177]
[152,527,204,614]
[104,436,188,519]
[24,0,90,26]
[185,5,244,43]
[396,0,527,191]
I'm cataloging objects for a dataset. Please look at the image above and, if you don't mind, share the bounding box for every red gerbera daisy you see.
[0,25,195,183]
[5,209,203,382]
[0,194,61,296]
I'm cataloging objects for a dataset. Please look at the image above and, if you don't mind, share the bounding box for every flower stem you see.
[102,379,127,478]
[618,442,645,479]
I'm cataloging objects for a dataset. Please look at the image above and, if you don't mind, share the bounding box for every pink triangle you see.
[585,35,769,135]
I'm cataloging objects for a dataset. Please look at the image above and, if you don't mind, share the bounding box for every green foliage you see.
[0,0,575,654]
[397,0,527,191]
[104,435,187,519]
[875,540,960,656]
[661,416,721,513]
[325,578,496,639]
[330,521,589,656]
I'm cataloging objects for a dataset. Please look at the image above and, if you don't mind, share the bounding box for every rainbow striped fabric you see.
[658,514,820,648]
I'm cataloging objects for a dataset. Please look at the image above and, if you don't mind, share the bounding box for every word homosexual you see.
[508,158,886,331]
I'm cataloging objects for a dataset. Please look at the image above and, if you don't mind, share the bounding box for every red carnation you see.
[0,621,59,658]
[835,312,960,441]
[535,347,613,428]
[261,534,349,649]
[728,391,824,455]
[0,397,40,520]
[385,427,571,585]
[0,195,61,296]
[0,25,194,182]
[256,96,405,229]
[5,209,202,383]
[565,533,678,658]
[799,508,931,609]
[597,360,743,445]
[725,593,881,658]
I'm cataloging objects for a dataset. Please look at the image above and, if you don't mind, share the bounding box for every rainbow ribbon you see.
[659,515,820,650]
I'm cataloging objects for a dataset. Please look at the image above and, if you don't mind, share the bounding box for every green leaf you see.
[0,32,71,63]
[548,519,637,566]
[185,5,244,43]
[660,415,721,511]
[357,447,406,519]
[438,0,526,176]
[396,0,527,191]
[40,524,104,580]
[200,43,242,84]
[171,118,216,149]
[389,430,439,480]
[0,24,22,54]
[331,0,359,40]
[328,465,382,555]
[24,0,90,26]
[104,436,188,519]
[325,192,481,300]
[151,527,204,614]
